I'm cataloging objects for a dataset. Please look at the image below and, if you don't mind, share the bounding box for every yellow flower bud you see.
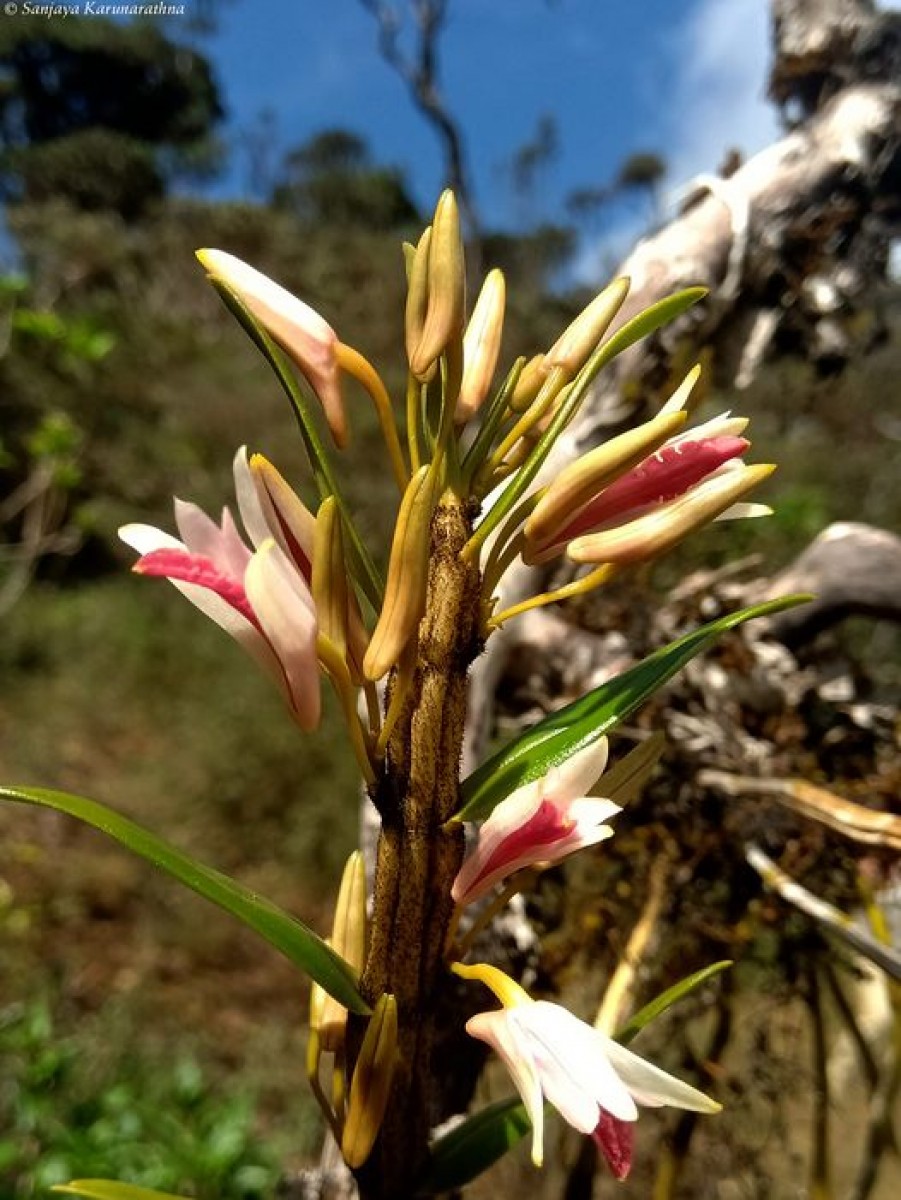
[544,276,630,377]
[312,497,346,655]
[363,466,437,681]
[567,463,776,565]
[341,994,398,1169]
[456,269,506,422]
[320,851,368,1053]
[409,191,466,380]
[508,354,547,412]
[404,226,433,381]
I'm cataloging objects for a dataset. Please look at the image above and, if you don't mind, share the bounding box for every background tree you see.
[271,128,419,230]
[358,0,480,243]
[0,15,224,215]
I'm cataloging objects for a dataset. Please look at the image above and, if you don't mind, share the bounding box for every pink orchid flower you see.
[454,966,720,1177]
[524,367,772,566]
[119,448,320,730]
[452,739,618,908]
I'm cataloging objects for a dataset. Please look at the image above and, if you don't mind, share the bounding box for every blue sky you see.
[204,0,780,270]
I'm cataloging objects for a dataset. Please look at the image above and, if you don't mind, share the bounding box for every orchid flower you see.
[451,738,618,908]
[119,448,320,729]
[453,963,721,1178]
[524,366,773,566]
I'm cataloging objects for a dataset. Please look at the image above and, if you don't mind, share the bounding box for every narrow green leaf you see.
[419,1096,532,1193]
[0,785,369,1015]
[470,287,706,549]
[210,278,383,611]
[457,595,809,821]
[616,961,733,1045]
[53,1182,187,1200]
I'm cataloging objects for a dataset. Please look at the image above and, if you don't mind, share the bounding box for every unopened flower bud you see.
[567,463,776,565]
[313,496,350,662]
[456,269,506,422]
[409,191,465,379]
[341,994,398,1168]
[404,227,434,381]
[363,466,437,681]
[320,851,368,1053]
[508,354,547,412]
[196,249,348,447]
[544,277,630,377]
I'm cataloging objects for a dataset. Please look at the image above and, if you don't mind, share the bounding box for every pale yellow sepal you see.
[457,268,506,422]
[320,851,368,1052]
[341,994,399,1169]
[363,465,437,681]
[409,191,466,380]
[544,276,630,377]
[524,408,689,550]
[567,463,776,565]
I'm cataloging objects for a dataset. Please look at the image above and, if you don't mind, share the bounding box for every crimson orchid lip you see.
[452,739,617,907]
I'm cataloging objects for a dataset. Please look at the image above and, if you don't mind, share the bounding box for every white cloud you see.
[661,0,781,187]
[573,0,781,282]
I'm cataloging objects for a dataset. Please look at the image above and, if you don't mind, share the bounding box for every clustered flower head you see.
[115,189,772,1181]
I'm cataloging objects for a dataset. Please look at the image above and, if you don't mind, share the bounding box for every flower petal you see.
[232,446,273,550]
[602,1036,721,1112]
[466,1009,547,1167]
[525,1003,637,1123]
[120,523,289,689]
[245,540,320,730]
[173,498,251,580]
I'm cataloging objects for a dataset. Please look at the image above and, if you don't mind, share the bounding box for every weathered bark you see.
[468,0,900,767]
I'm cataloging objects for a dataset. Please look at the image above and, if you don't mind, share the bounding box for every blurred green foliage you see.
[0,15,223,213]
[0,999,277,1199]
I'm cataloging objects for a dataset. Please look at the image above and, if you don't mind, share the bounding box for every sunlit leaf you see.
[615,961,733,1044]
[457,595,809,821]
[54,1184,187,1200]
[418,1096,532,1193]
[0,785,369,1015]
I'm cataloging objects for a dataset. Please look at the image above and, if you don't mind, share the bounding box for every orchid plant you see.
[1,192,802,1200]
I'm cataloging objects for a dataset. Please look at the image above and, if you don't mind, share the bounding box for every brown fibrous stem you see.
[349,491,482,1200]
